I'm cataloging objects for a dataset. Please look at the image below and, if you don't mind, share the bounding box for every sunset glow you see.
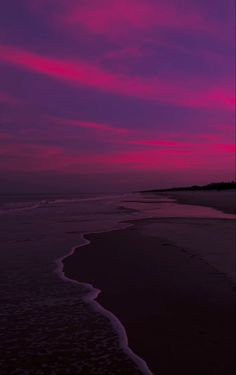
[0,0,235,191]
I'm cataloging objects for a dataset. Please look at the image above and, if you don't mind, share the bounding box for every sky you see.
[0,0,235,192]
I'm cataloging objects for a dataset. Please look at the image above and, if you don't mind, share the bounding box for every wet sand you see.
[63,218,235,374]
[164,190,236,214]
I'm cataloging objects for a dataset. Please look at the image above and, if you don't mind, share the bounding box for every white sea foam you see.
[55,227,154,375]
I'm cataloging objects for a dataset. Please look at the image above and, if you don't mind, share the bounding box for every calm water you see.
[0,192,234,374]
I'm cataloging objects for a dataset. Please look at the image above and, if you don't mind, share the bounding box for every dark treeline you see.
[142,181,236,193]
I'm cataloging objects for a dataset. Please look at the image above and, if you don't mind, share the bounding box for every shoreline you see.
[156,190,236,214]
[56,228,154,375]
[60,192,236,374]
[62,216,235,374]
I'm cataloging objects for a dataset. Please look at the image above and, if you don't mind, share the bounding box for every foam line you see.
[55,226,154,375]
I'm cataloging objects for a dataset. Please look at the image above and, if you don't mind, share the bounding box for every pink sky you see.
[0,0,235,192]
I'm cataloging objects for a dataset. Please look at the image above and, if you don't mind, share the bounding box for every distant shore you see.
[142,181,236,193]
[161,190,236,214]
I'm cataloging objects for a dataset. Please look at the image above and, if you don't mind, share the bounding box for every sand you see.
[64,217,235,375]
[165,190,236,214]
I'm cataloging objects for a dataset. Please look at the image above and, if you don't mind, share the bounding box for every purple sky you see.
[0,0,235,192]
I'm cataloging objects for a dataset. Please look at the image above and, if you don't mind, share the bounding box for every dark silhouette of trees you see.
[143,181,236,193]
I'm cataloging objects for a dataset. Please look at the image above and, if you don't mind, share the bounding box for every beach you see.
[0,191,235,374]
[63,191,236,375]
[0,193,149,375]
[166,190,236,214]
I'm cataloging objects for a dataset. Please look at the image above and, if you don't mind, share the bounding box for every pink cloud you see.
[216,144,235,153]
[27,0,233,79]
[48,115,234,150]
[0,91,21,106]
[0,132,12,141]
[0,144,191,173]
[0,134,234,175]
[0,44,234,110]
[0,143,67,173]
[33,0,217,40]
[49,116,130,134]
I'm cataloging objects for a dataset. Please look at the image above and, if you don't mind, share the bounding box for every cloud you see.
[1,112,234,176]
[0,44,234,110]
[29,0,218,41]
[0,139,234,175]
[123,139,185,148]
[49,116,130,134]
[0,91,21,106]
